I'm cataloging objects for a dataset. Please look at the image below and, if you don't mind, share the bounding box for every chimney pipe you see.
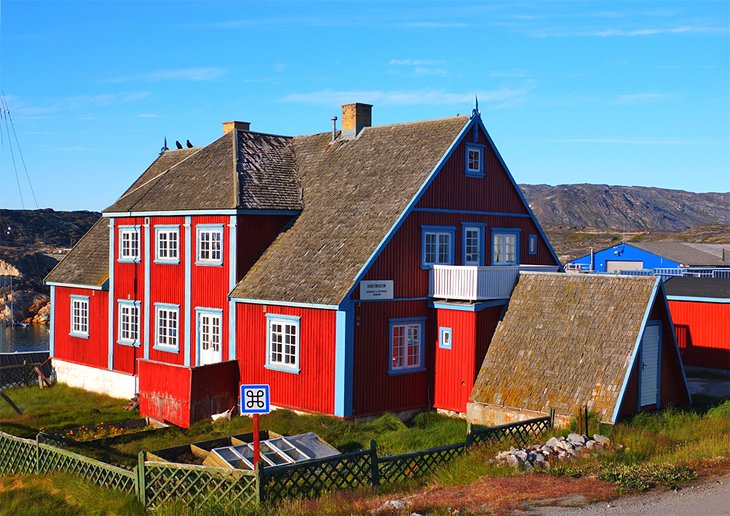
[330,116,338,142]
[341,103,372,139]
[223,121,251,135]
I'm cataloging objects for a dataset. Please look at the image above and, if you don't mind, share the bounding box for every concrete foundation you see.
[53,359,136,399]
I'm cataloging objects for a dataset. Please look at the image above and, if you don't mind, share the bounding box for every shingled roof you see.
[470,273,659,423]
[664,276,730,299]
[230,116,469,305]
[632,242,730,267]
[45,218,109,287]
[104,130,301,213]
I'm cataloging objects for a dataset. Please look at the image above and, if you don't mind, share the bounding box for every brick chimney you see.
[223,121,251,135]
[341,103,372,139]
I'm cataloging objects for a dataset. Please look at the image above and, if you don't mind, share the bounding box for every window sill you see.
[153,345,179,354]
[117,340,141,347]
[265,363,300,375]
[69,332,89,339]
[388,366,426,376]
[195,261,224,267]
[154,259,180,265]
[118,258,141,264]
[465,170,484,178]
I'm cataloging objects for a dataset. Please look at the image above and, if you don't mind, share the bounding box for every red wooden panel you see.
[190,216,230,364]
[433,309,476,413]
[352,300,433,417]
[236,303,336,415]
[236,214,293,282]
[669,300,730,370]
[417,128,531,213]
[190,361,240,422]
[52,287,108,369]
[138,359,192,428]
[475,306,503,377]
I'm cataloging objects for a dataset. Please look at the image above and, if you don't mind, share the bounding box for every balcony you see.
[429,265,560,301]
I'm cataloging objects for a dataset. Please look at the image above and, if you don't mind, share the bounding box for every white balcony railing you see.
[429,264,560,301]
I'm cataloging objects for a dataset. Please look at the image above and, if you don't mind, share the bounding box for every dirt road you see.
[537,473,730,515]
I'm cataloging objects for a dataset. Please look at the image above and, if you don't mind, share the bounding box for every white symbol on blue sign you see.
[240,384,270,414]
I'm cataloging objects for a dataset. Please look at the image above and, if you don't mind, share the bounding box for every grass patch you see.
[0,473,144,515]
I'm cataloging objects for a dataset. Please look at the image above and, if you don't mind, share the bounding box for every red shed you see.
[664,277,730,371]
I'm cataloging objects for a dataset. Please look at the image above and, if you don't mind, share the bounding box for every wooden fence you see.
[0,415,552,509]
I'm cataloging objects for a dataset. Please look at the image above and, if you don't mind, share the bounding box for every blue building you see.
[568,242,730,273]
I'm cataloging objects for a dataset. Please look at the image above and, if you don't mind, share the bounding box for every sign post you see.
[240,384,270,467]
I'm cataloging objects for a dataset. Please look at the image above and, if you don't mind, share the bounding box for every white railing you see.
[430,265,560,301]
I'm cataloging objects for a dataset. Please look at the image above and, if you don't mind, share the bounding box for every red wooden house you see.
[46,103,560,427]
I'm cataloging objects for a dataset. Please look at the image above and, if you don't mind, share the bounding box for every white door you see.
[198,311,222,365]
[639,322,661,407]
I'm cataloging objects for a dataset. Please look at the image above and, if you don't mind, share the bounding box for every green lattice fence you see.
[377,442,466,484]
[469,416,552,448]
[143,459,258,511]
[37,441,137,493]
[261,448,373,504]
[0,431,37,475]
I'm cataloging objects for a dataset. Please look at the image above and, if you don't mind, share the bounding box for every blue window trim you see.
[153,303,180,353]
[118,225,141,263]
[491,228,521,266]
[462,222,487,266]
[465,143,485,177]
[439,326,452,350]
[265,313,301,374]
[69,295,90,339]
[154,225,181,264]
[195,224,224,267]
[388,317,427,375]
[421,225,456,269]
[195,307,224,366]
[528,234,538,255]
[117,299,141,347]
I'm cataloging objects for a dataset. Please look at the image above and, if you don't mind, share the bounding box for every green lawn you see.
[0,384,468,468]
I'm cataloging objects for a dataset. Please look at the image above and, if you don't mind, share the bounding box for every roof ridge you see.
[112,146,205,204]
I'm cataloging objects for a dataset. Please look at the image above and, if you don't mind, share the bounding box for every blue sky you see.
[1,0,728,211]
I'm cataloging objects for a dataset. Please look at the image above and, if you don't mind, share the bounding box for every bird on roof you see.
[186,139,193,148]
[175,140,183,149]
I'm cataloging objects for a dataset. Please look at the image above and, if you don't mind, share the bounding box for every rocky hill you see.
[520,184,729,231]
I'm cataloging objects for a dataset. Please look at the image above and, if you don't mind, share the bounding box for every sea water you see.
[0,325,50,353]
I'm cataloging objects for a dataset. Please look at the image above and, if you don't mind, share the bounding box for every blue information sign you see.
[240,384,271,415]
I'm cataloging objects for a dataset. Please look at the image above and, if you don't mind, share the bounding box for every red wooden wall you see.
[352,300,432,417]
[236,214,293,283]
[236,303,336,414]
[52,286,108,369]
[669,300,730,370]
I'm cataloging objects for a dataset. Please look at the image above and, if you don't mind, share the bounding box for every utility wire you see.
[1,106,25,209]
[2,93,38,208]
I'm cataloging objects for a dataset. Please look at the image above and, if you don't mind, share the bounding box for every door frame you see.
[637,320,662,410]
[196,307,224,366]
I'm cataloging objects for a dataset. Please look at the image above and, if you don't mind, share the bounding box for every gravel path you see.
[536,473,730,515]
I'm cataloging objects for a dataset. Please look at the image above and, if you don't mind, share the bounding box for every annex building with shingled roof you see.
[467,273,691,426]
[46,101,585,427]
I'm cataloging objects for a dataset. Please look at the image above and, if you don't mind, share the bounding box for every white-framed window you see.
[155,304,179,352]
[439,326,452,350]
[266,314,300,373]
[422,226,456,268]
[465,143,485,177]
[389,318,425,374]
[119,226,141,262]
[118,300,141,346]
[492,230,519,265]
[197,309,223,365]
[70,295,89,338]
[463,223,486,266]
[155,226,179,264]
[528,234,538,255]
[196,225,223,265]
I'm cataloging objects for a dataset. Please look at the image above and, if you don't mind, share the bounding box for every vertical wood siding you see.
[112,216,146,374]
[52,287,108,369]
[352,300,433,417]
[236,303,336,415]
[669,300,730,370]
[475,306,504,377]
[236,214,293,283]
[138,359,192,428]
[433,309,476,413]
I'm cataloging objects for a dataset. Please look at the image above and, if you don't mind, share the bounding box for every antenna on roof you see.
[330,115,338,142]
[160,137,169,155]
[471,95,480,118]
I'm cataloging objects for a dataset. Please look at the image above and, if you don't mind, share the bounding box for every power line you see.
[2,93,38,208]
